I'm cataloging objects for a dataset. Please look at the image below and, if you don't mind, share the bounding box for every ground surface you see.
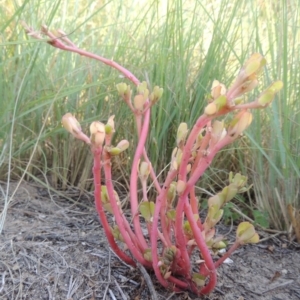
[0,181,299,300]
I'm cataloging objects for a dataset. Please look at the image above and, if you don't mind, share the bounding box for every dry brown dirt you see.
[0,181,299,300]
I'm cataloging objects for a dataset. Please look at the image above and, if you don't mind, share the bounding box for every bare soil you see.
[0,181,299,300]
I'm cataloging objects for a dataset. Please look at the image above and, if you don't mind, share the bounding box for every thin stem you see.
[214,241,240,269]
[92,149,135,266]
[184,201,217,294]
[157,168,178,249]
[187,134,235,189]
[189,187,203,231]
[130,108,151,250]
[103,150,151,267]
[174,193,192,278]
[143,148,162,193]
[40,25,140,86]
[150,169,179,288]
[178,115,211,183]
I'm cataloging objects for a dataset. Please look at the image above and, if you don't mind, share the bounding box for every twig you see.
[114,279,128,300]
[109,248,135,271]
[46,285,52,300]
[108,289,117,300]
[214,287,225,295]
[165,292,176,300]
[115,274,139,286]
[102,280,109,299]
[259,232,282,243]
[102,251,112,300]
[262,280,294,294]
[66,275,80,299]
[136,262,158,300]
[0,271,6,293]
[241,280,294,297]
[232,206,288,234]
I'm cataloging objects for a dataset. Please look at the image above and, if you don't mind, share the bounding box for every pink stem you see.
[178,115,211,182]
[177,107,238,185]
[174,118,211,271]
[214,241,240,269]
[184,201,217,294]
[134,113,161,193]
[160,192,173,247]
[190,187,203,231]
[143,148,162,193]
[103,150,151,267]
[177,135,237,294]
[92,149,135,266]
[130,108,151,250]
[141,180,148,202]
[174,116,212,279]
[157,228,169,248]
[174,193,192,277]
[150,169,179,288]
[41,27,140,86]
[187,135,235,188]
[168,276,189,289]
[46,28,164,198]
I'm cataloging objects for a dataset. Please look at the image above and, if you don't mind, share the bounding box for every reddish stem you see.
[130,108,151,250]
[174,193,192,278]
[103,150,151,267]
[92,149,135,266]
[214,241,240,269]
[41,26,140,86]
[142,148,162,193]
[178,135,237,294]
[178,115,211,183]
[190,187,203,231]
[168,275,189,289]
[184,201,217,294]
[157,169,178,243]
[150,169,179,288]
[186,134,235,189]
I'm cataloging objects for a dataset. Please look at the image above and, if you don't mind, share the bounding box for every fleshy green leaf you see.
[143,248,152,262]
[139,201,155,222]
[166,209,176,221]
[236,221,260,244]
[103,202,113,214]
[192,273,206,287]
